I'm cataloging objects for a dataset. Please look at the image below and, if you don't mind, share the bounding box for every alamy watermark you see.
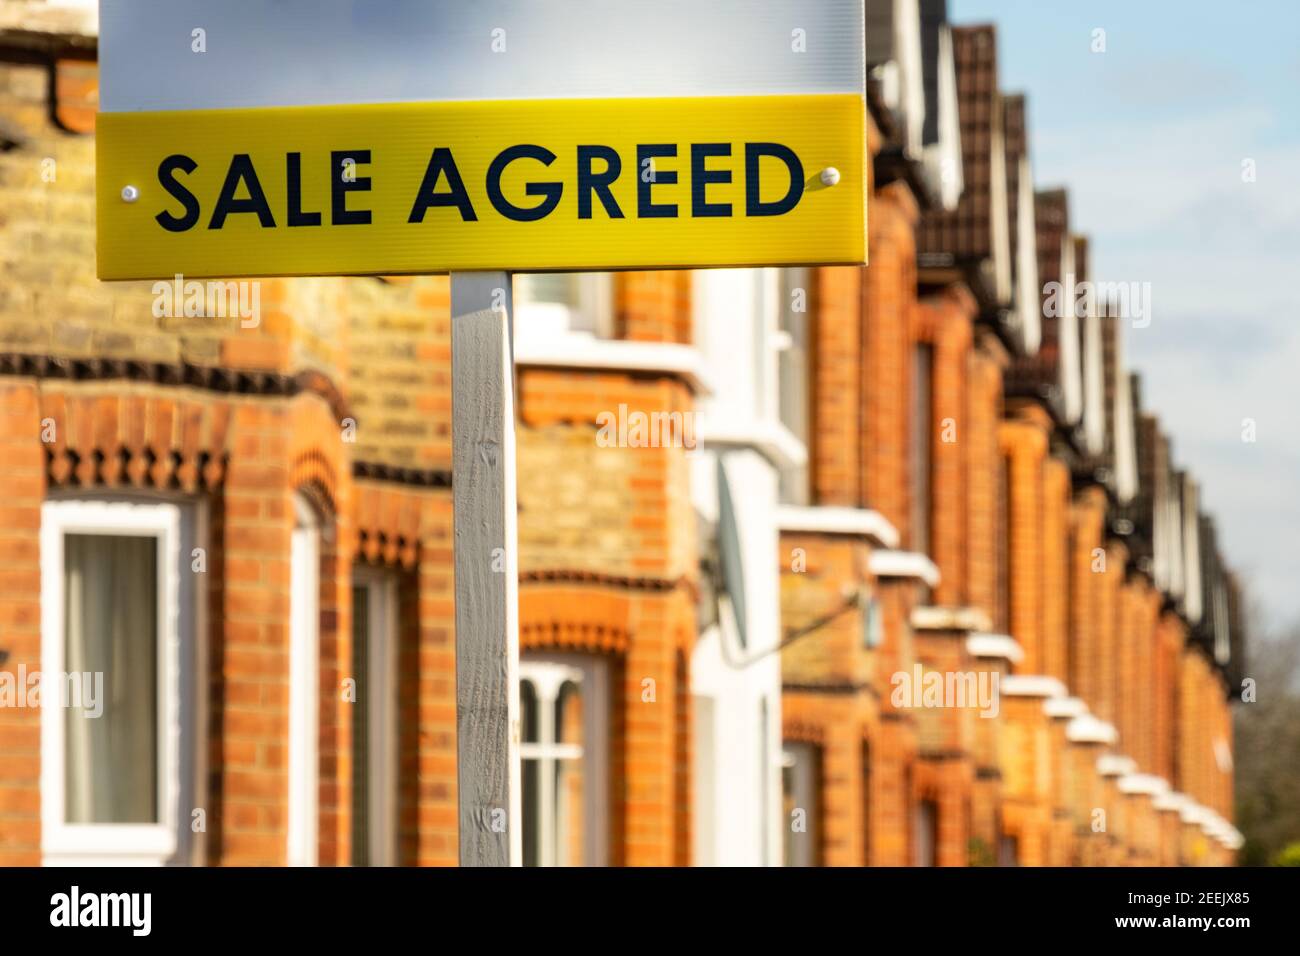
[891,665,1000,718]
[0,666,104,718]
[152,273,260,328]
[1043,273,1151,329]
[50,886,151,936]
[596,403,699,449]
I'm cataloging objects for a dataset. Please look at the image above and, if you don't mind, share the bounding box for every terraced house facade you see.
[0,1,1244,866]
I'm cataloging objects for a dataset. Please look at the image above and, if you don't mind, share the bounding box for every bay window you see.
[519,653,609,866]
[351,569,399,866]
[515,273,614,338]
[775,267,811,505]
[782,741,821,866]
[287,494,320,867]
[40,498,199,866]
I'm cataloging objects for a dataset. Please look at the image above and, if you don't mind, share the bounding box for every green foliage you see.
[1271,842,1300,867]
[968,837,995,867]
[1234,624,1300,866]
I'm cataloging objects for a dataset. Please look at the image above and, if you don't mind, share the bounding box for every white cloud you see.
[1033,107,1300,622]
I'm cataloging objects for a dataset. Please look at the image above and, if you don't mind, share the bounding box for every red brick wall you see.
[515,318,698,864]
[861,184,919,533]
[1041,461,1071,685]
[352,483,456,866]
[1153,612,1185,783]
[779,533,873,686]
[616,272,692,344]
[1095,539,1128,728]
[1130,582,1161,775]
[0,385,43,864]
[913,629,976,866]
[1000,696,1052,866]
[778,530,876,866]
[1115,578,1160,773]
[783,690,904,868]
[1000,411,1048,673]
[812,268,864,507]
[1070,488,1107,712]
[0,44,1244,871]
[966,339,1005,624]
[917,288,976,606]
[0,378,375,865]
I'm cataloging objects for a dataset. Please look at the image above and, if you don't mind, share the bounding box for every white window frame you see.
[756,269,782,422]
[1058,237,1084,423]
[782,742,819,867]
[352,567,399,866]
[519,653,609,866]
[515,273,615,339]
[1014,153,1042,355]
[990,119,1013,305]
[40,497,198,866]
[770,268,812,505]
[287,494,320,867]
[1082,304,1106,457]
[691,693,717,866]
[925,24,964,210]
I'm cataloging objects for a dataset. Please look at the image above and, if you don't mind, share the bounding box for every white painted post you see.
[451,272,522,867]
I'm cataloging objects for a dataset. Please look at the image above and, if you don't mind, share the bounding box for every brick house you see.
[0,1,1245,868]
[775,9,1244,868]
[1,6,703,866]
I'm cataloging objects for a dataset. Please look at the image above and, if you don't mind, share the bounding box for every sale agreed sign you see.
[96,0,867,280]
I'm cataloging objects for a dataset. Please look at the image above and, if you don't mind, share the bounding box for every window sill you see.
[1042,695,1088,720]
[1096,754,1137,777]
[1117,772,1169,797]
[1066,714,1118,746]
[1000,674,1067,699]
[776,505,900,549]
[43,823,179,867]
[964,632,1024,663]
[514,331,713,396]
[867,549,940,586]
[699,419,807,472]
[912,605,992,634]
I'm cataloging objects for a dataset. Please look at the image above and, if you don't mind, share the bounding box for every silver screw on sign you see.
[121,184,140,202]
[820,167,841,187]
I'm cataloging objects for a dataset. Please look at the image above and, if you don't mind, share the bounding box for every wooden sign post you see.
[450,273,521,866]
[95,0,866,867]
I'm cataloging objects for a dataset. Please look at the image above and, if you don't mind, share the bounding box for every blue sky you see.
[954,0,1300,632]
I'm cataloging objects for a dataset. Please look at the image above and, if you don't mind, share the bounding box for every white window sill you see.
[700,419,807,472]
[1096,754,1138,778]
[1153,790,1191,814]
[964,632,1024,663]
[1179,801,1212,827]
[776,505,900,549]
[1042,695,1087,719]
[514,331,713,396]
[911,605,992,634]
[1117,773,1169,797]
[867,549,939,586]
[1000,674,1067,699]
[1066,714,1118,746]
[43,824,178,867]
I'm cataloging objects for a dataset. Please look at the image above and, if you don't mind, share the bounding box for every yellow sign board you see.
[96,95,865,280]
